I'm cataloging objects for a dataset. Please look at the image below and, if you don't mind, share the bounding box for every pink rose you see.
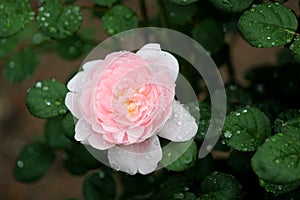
[65,43,197,174]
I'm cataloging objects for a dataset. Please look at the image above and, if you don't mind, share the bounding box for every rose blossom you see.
[65,43,198,174]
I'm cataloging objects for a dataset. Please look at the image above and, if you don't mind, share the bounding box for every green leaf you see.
[0,36,19,58]
[102,5,138,35]
[161,141,197,172]
[168,0,198,5]
[192,19,224,54]
[56,35,83,60]
[62,112,75,138]
[3,48,39,83]
[274,109,300,132]
[222,106,271,151]
[83,170,117,200]
[186,154,215,181]
[238,2,298,48]
[45,115,73,149]
[13,137,55,182]
[156,175,190,200]
[259,179,300,195]
[93,0,117,6]
[210,0,254,13]
[37,0,82,39]
[165,1,197,26]
[0,0,34,38]
[289,35,300,62]
[201,171,242,200]
[225,85,252,112]
[26,79,68,118]
[187,101,211,141]
[252,133,300,184]
[63,144,101,175]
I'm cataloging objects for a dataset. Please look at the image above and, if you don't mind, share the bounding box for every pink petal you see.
[136,43,179,82]
[65,92,81,119]
[67,72,86,92]
[158,100,197,142]
[88,133,115,150]
[108,136,162,175]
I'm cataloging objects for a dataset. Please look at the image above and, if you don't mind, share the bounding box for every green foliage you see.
[192,19,224,54]
[63,144,101,175]
[161,141,197,171]
[222,106,271,151]
[26,79,68,118]
[210,0,254,13]
[37,0,82,39]
[0,0,34,38]
[44,115,73,149]
[252,133,300,184]
[13,137,55,182]
[56,35,84,60]
[168,0,198,5]
[3,48,39,83]
[238,2,298,48]
[259,179,300,195]
[93,0,117,7]
[289,35,300,61]
[102,5,138,35]
[200,171,242,200]
[83,170,117,200]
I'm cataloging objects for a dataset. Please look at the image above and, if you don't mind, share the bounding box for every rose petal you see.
[108,136,162,175]
[88,133,115,150]
[82,60,101,71]
[65,92,81,119]
[136,43,179,82]
[75,119,92,141]
[158,100,198,142]
[67,72,86,92]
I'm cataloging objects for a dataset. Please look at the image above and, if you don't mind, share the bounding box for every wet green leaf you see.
[26,79,68,118]
[102,5,138,35]
[259,179,300,195]
[222,106,271,151]
[252,133,300,184]
[289,35,300,62]
[201,171,242,200]
[210,0,254,13]
[3,48,39,83]
[161,141,197,171]
[0,0,34,38]
[192,19,224,54]
[168,0,198,5]
[83,170,116,200]
[56,35,83,60]
[238,2,298,48]
[13,137,55,182]
[44,115,73,149]
[37,0,82,39]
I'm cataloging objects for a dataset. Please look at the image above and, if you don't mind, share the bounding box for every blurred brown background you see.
[0,0,298,199]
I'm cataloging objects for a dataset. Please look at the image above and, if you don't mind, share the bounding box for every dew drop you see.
[257,43,263,48]
[236,130,241,134]
[17,160,24,168]
[235,112,241,116]
[35,81,42,88]
[108,28,115,34]
[267,36,271,40]
[9,61,16,69]
[275,159,280,164]
[98,171,105,178]
[42,86,49,91]
[242,109,248,113]
[44,12,50,17]
[55,101,61,106]
[167,152,172,157]
[224,130,233,138]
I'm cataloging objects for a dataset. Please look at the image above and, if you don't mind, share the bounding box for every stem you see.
[140,0,148,24]
[156,0,169,28]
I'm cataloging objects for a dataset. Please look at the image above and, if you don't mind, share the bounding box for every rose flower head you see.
[65,43,198,174]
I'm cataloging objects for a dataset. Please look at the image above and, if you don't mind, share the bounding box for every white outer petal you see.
[158,100,198,142]
[65,92,81,119]
[136,43,179,82]
[108,136,162,175]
